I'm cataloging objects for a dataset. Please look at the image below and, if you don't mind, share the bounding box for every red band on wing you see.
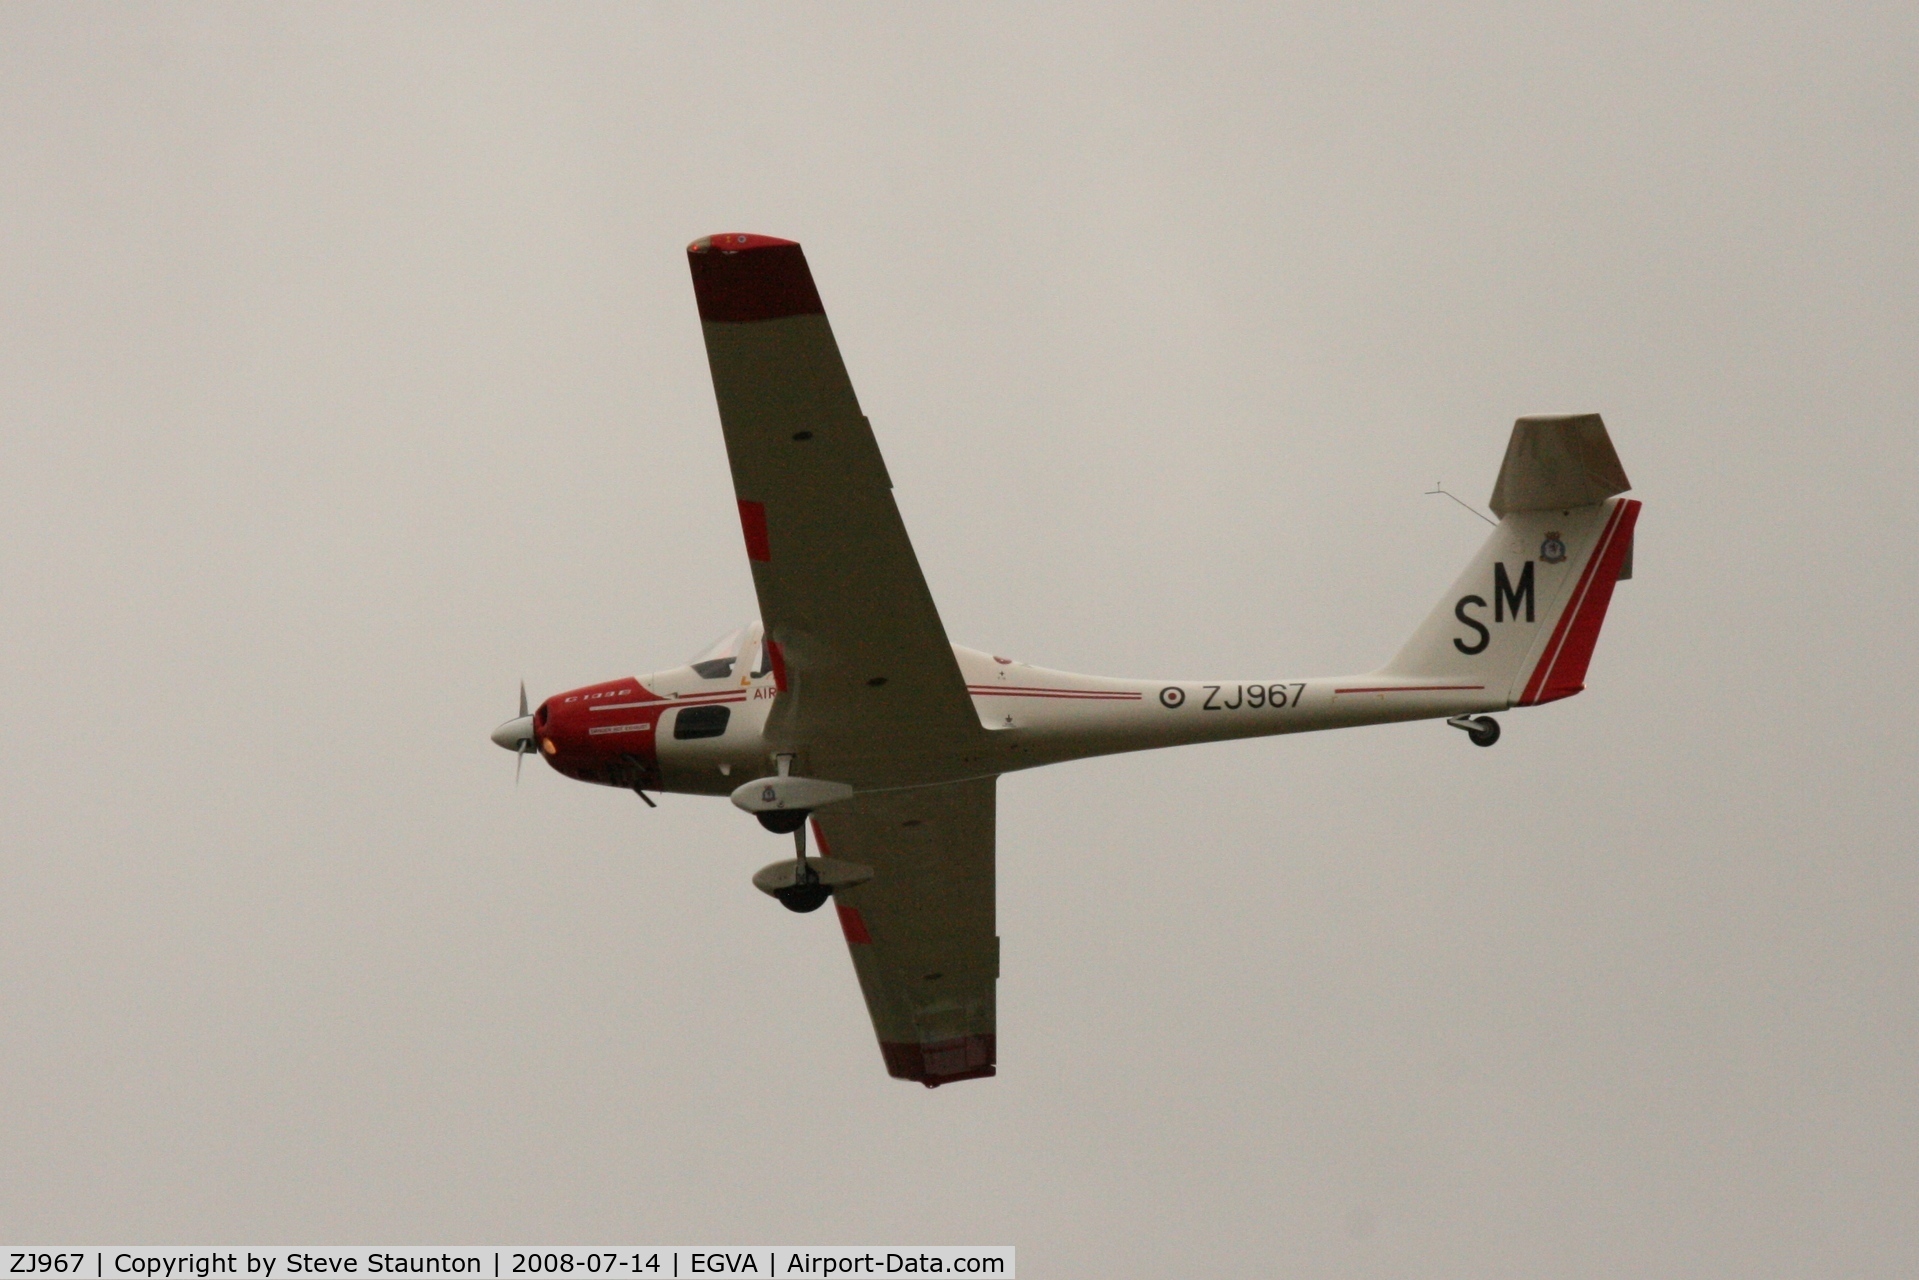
[687,234,825,323]
[835,902,871,945]
[764,638,788,692]
[738,499,771,562]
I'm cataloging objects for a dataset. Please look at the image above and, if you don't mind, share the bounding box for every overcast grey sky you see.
[3,4,1915,1275]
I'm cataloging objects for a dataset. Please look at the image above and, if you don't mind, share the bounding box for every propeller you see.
[490,681,536,783]
[516,680,528,783]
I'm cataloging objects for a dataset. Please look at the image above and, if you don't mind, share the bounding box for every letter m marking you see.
[1495,561,1535,622]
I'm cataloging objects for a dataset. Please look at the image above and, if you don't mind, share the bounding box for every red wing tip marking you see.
[591,691,731,710]
[881,1036,997,1086]
[687,233,799,253]
[688,236,825,322]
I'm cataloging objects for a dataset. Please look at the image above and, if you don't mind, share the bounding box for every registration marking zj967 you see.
[1198,683,1305,711]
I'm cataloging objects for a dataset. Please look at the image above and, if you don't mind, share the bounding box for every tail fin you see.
[1385,415,1640,706]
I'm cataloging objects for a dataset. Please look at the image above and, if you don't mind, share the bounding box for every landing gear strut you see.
[752,830,874,910]
[745,754,871,911]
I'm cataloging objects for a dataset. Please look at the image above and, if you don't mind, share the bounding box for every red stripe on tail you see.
[1519,499,1641,706]
[1517,501,1624,704]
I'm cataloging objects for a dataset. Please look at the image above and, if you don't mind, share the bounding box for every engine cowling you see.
[535,677,662,791]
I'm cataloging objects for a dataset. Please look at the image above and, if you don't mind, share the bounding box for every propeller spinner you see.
[491,681,536,782]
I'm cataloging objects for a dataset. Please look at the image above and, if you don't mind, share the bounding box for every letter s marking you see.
[1453,595,1490,654]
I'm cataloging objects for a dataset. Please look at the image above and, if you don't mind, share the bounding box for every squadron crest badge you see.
[1540,532,1567,564]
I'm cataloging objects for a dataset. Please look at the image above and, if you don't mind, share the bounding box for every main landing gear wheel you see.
[751,817,875,914]
[756,808,810,834]
[774,869,832,914]
[1447,714,1501,747]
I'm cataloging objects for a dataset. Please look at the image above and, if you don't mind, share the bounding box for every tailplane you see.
[1385,415,1640,706]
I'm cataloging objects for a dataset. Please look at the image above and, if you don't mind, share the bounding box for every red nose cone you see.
[537,677,664,790]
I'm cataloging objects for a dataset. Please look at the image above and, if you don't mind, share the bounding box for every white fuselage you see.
[645,642,1502,797]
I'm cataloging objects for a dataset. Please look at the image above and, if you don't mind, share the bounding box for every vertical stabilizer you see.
[1385,416,1639,706]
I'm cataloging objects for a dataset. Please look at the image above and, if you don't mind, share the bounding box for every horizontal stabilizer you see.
[1488,414,1631,517]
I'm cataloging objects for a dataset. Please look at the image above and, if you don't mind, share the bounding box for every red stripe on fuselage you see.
[966,686,1142,700]
[590,691,743,711]
[969,684,1141,695]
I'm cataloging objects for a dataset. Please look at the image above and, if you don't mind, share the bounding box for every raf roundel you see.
[1159,687,1186,708]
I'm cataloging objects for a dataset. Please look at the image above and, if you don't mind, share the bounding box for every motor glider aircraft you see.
[492,233,1642,1087]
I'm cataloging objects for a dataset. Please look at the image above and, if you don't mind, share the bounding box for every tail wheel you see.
[1468,716,1501,747]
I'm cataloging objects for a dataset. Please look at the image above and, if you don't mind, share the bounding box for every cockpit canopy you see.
[687,622,771,680]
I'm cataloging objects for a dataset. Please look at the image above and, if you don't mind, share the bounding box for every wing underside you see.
[688,235,997,1086]
[811,778,997,1086]
[688,234,983,788]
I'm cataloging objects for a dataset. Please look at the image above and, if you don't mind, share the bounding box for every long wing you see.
[812,777,997,1086]
[688,234,981,787]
